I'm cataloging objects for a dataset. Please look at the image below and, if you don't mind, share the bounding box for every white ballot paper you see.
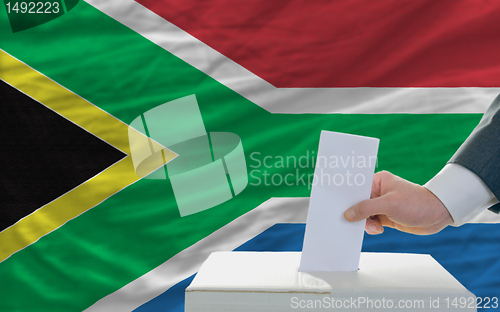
[299,131,379,272]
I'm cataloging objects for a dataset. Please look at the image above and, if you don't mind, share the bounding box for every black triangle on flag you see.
[0,80,125,232]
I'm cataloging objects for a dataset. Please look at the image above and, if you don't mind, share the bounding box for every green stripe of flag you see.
[0,2,481,311]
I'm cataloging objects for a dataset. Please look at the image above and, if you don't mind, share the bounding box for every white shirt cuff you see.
[424,163,499,226]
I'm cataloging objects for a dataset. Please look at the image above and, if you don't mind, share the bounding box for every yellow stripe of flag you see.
[0,49,176,262]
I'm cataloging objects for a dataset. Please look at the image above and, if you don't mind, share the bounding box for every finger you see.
[344,196,394,222]
[370,171,392,199]
[370,172,383,199]
[376,214,396,229]
[365,216,384,234]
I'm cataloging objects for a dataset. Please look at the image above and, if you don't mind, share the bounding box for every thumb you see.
[344,196,392,222]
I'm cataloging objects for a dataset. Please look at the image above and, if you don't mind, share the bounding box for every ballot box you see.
[185,251,476,312]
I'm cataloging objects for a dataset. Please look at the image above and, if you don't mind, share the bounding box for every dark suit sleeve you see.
[449,94,500,213]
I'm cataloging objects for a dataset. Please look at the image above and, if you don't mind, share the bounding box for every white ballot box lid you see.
[186,252,476,312]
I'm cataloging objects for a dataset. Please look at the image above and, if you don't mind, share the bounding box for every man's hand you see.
[344,171,454,235]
